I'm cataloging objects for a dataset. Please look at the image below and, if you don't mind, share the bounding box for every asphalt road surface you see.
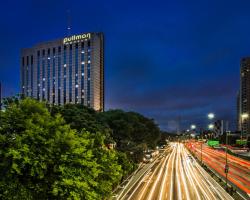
[116,143,233,200]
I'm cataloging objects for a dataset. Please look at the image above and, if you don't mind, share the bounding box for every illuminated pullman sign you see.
[63,33,91,44]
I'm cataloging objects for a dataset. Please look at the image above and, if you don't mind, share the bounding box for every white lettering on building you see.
[63,33,91,44]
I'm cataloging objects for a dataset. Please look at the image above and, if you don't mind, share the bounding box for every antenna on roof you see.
[67,9,72,36]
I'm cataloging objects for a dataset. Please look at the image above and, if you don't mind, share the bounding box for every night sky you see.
[1,0,250,132]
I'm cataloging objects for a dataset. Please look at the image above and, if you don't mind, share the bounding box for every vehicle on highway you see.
[143,150,159,163]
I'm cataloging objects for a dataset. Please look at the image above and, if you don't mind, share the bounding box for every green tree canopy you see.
[0,99,124,199]
[98,110,161,161]
[50,104,114,144]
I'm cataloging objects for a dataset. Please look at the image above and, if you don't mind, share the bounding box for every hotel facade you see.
[21,32,104,111]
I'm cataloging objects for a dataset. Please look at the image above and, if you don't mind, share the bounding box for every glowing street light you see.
[208,113,215,120]
[191,124,196,130]
[208,124,214,130]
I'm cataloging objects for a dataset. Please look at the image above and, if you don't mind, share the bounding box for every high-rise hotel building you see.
[21,32,104,111]
[238,57,250,135]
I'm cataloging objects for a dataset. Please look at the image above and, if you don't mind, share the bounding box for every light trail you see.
[125,170,151,200]
[158,144,176,199]
[175,143,183,199]
[187,141,250,196]
[183,146,216,200]
[169,143,177,200]
[120,146,172,200]
[116,142,234,200]
[178,144,191,200]
[181,144,202,200]
[146,153,170,200]
[119,147,169,200]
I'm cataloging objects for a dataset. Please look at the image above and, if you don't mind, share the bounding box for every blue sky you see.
[0,0,250,131]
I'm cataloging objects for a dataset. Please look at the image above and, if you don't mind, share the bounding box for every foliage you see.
[0,98,161,199]
[50,104,114,144]
[98,110,161,162]
[0,99,124,199]
[50,105,161,160]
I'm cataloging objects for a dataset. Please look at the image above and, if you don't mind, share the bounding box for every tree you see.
[99,110,161,162]
[0,98,123,199]
[50,104,114,145]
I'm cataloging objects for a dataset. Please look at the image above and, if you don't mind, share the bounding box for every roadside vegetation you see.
[0,97,163,199]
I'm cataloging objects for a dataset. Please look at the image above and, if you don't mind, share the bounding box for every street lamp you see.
[208,113,215,139]
[191,124,196,130]
[208,124,214,130]
[200,139,203,165]
[241,113,249,143]
[225,131,230,189]
[208,113,215,120]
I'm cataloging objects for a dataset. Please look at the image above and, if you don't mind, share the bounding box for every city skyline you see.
[1,0,250,131]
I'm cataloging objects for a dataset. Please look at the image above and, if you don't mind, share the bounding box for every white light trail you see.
[146,153,170,200]
[159,145,176,199]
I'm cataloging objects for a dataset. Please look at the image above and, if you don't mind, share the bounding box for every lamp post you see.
[191,124,196,130]
[208,113,215,139]
[208,124,214,130]
[201,137,203,165]
[225,131,230,190]
[241,113,249,144]
[208,113,215,120]
[200,127,203,165]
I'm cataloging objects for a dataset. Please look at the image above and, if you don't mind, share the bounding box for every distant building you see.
[214,120,224,137]
[21,32,104,111]
[239,57,250,135]
[237,91,241,131]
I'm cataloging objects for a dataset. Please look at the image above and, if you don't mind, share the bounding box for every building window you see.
[69,45,73,102]
[75,43,79,103]
[63,46,67,104]
[47,51,50,102]
[52,49,56,104]
[31,55,33,97]
[42,58,45,100]
[87,48,91,104]
[37,53,40,99]
[58,46,61,105]
[81,43,85,104]
[22,57,25,94]
[26,56,29,96]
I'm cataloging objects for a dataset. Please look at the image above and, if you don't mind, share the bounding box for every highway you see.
[187,141,250,197]
[116,143,233,200]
